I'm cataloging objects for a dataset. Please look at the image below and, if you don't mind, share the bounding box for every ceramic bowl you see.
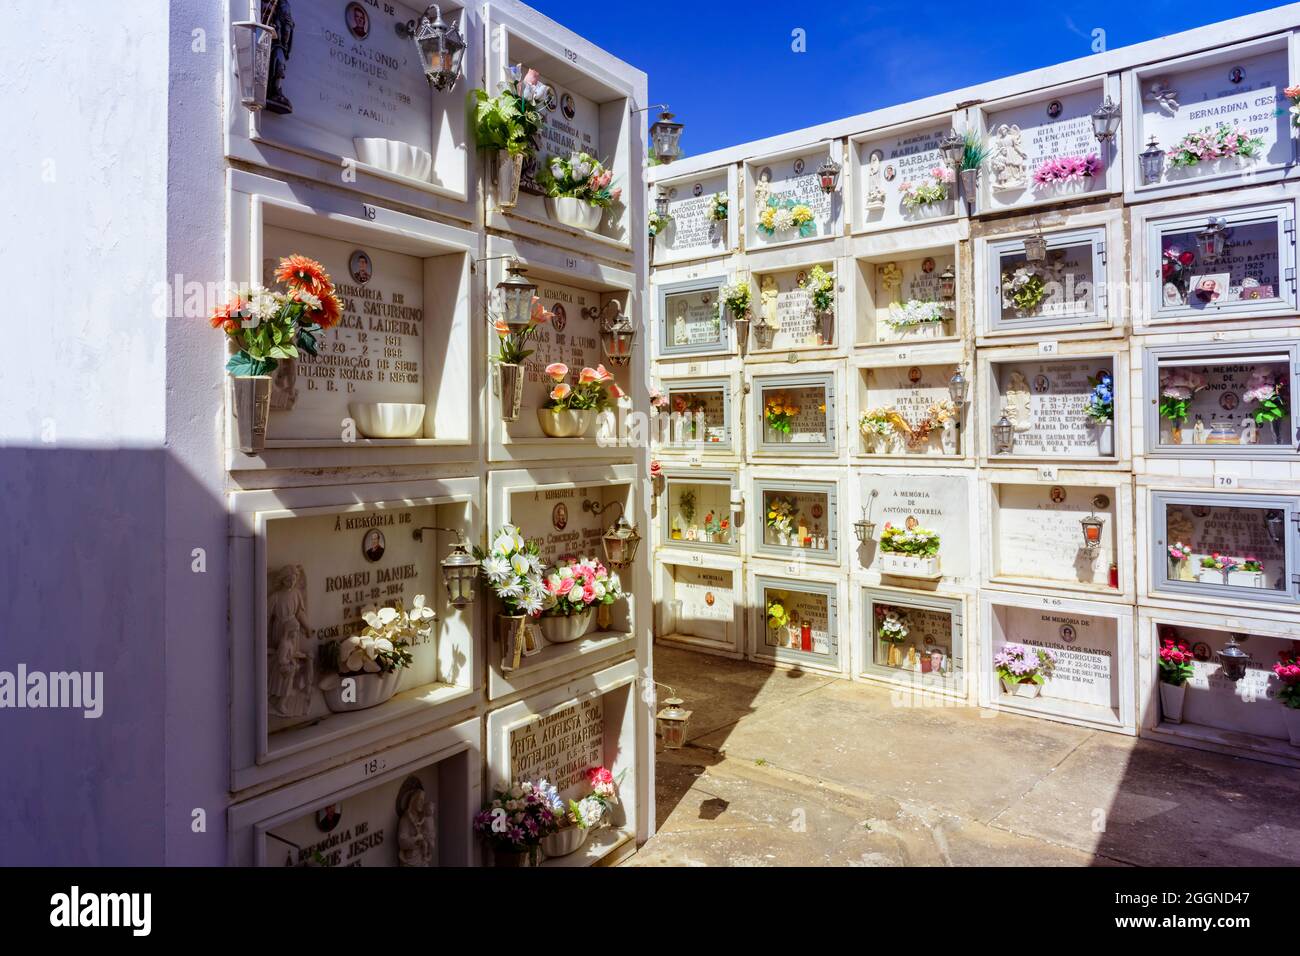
[353,137,434,183]
[539,610,594,644]
[348,402,427,439]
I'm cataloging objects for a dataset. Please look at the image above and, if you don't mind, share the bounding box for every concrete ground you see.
[630,646,1300,867]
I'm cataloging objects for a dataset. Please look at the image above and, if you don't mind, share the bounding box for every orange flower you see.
[275,255,334,296]
[493,318,510,337]
[210,295,246,330]
[594,364,615,382]
[530,297,553,325]
[312,292,343,330]
[579,367,600,385]
[550,384,572,401]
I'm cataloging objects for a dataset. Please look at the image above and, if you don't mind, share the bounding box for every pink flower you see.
[608,383,626,400]
[582,583,596,603]
[550,383,571,401]
[578,366,600,385]
[523,68,540,86]
[545,362,568,382]
[594,364,615,382]
[555,577,574,596]
[530,297,552,324]
[610,188,622,203]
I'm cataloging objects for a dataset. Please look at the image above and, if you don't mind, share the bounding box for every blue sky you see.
[527,0,1288,157]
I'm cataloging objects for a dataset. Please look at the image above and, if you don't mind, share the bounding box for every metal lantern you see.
[1079,512,1105,555]
[413,527,478,608]
[939,265,957,301]
[1216,634,1252,683]
[497,260,537,331]
[1266,509,1285,546]
[947,365,968,409]
[583,500,641,568]
[655,187,670,217]
[231,20,276,111]
[1139,136,1166,185]
[650,110,684,165]
[1091,95,1122,143]
[854,490,878,544]
[816,155,842,194]
[938,129,965,168]
[397,5,467,92]
[656,697,693,749]
[601,312,637,367]
[1196,217,1228,263]
[753,315,776,351]
[993,409,1015,454]
[1023,225,1048,264]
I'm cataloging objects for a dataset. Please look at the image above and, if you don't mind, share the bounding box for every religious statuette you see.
[267,564,314,718]
[865,151,886,209]
[397,778,438,867]
[1005,371,1033,433]
[989,124,1028,190]
[1145,81,1179,116]
[760,275,780,327]
[261,0,295,115]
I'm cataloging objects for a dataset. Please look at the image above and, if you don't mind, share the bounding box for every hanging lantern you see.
[993,410,1015,454]
[939,265,957,301]
[600,312,637,367]
[1139,136,1166,185]
[497,260,537,331]
[947,365,968,409]
[816,155,842,194]
[654,187,670,217]
[854,489,879,544]
[753,315,776,350]
[1196,217,1228,263]
[1216,634,1252,682]
[656,697,693,749]
[231,20,277,111]
[1023,225,1048,264]
[650,110,684,165]
[1266,509,1285,545]
[1091,95,1122,143]
[396,5,467,91]
[413,527,478,608]
[938,129,965,168]
[1079,512,1105,555]
[583,500,641,568]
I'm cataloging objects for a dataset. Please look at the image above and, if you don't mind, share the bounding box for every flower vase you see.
[550,197,604,231]
[539,609,593,644]
[1282,706,1300,747]
[1170,421,1184,445]
[230,375,272,454]
[1095,420,1114,457]
[940,420,958,455]
[536,407,594,438]
[542,826,590,858]
[496,151,523,208]
[777,530,789,546]
[1000,678,1042,699]
[320,670,402,713]
[1272,419,1286,446]
[1159,681,1187,724]
[497,363,524,422]
[597,602,611,631]
[497,613,532,670]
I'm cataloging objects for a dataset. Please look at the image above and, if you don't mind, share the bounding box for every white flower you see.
[481,555,511,584]
[773,208,794,232]
[497,581,524,600]
[518,591,545,615]
[526,553,543,575]
[510,553,531,577]
[410,594,435,623]
[491,530,517,556]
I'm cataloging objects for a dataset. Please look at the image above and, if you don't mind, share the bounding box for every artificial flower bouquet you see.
[720,279,751,320]
[703,511,730,540]
[472,64,550,157]
[994,643,1057,697]
[1083,371,1114,424]
[538,151,622,207]
[757,197,815,238]
[800,264,835,314]
[474,779,559,865]
[1158,369,1205,426]
[209,254,343,377]
[879,523,941,577]
[316,595,431,712]
[710,192,729,221]
[1032,153,1102,188]
[765,496,797,541]
[1273,650,1300,710]
[1244,369,1287,428]
[877,607,909,643]
[766,599,790,633]
[885,299,946,332]
[1001,266,1047,314]
[1288,86,1300,129]
[764,393,799,436]
[1167,123,1266,169]
[1167,542,1192,579]
[860,407,896,449]
[541,558,624,617]
[1161,245,1196,296]
[648,209,672,238]
[542,363,618,411]
[1158,634,1195,686]
[492,295,552,365]
[476,524,547,617]
[899,166,954,209]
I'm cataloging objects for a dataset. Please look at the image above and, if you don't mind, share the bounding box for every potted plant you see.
[537,151,621,231]
[929,399,959,455]
[1032,153,1102,196]
[884,299,946,340]
[473,779,559,867]
[993,643,1057,699]
[799,264,836,344]
[539,767,622,858]
[1229,557,1266,589]
[1196,553,1237,585]
[1272,649,1300,746]
[899,166,954,218]
[1157,369,1204,444]
[1244,370,1288,445]
[756,197,815,238]
[476,525,546,666]
[765,496,796,546]
[537,557,624,644]
[648,209,672,241]
[1083,370,1114,456]
[1001,266,1047,316]
[859,408,895,454]
[1157,632,1195,723]
[209,255,342,453]
[709,192,729,223]
[317,596,431,713]
[764,393,798,442]
[471,64,550,208]
[537,363,616,437]
[878,523,941,578]
[492,296,552,423]
[1167,123,1266,172]
[676,488,697,540]
[1167,542,1193,581]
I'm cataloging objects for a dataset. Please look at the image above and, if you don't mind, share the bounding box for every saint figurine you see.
[760,275,780,328]
[1192,415,1207,445]
[262,0,295,115]
[397,786,438,867]
[267,564,313,718]
[865,152,886,209]
[753,168,772,211]
[1005,372,1033,433]
[990,124,1028,190]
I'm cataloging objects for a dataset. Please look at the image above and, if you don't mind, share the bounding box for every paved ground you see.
[629,646,1300,867]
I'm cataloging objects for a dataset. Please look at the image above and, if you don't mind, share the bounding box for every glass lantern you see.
[1079,512,1105,555]
[656,697,692,749]
[938,129,965,168]
[231,20,276,111]
[584,499,641,568]
[1196,217,1228,263]
[600,312,637,367]
[1091,95,1121,143]
[947,365,968,409]
[1023,226,1048,264]
[397,5,467,91]
[497,260,537,331]
[993,410,1015,454]
[816,155,842,193]
[1216,634,1252,682]
[853,509,876,544]
[753,316,776,351]
[939,265,956,301]
[440,538,479,608]
[1139,136,1166,185]
[655,187,670,217]
[650,110,684,165]
[1266,509,1285,545]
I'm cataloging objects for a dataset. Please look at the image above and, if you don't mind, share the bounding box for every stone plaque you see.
[1164,625,1296,740]
[520,77,602,194]
[1140,46,1291,182]
[657,173,728,260]
[264,764,439,867]
[994,359,1110,456]
[670,566,735,642]
[996,484,1113,585]
[751,152,833,245]
[265,504,439,731]
[511,486,613,566]
[866,474,971,578]
[663,288,723,350]
[857,123,954,228]
[762,585,832,656]
[265,225,425,439]
[984,88,1105,208]
[509,697,604,801]
[995,605,1118,710]
[756,268,824,350]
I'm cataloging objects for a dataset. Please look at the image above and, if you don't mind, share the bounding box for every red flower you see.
[275,255,334,297]
[1162,262,1174,280]
[210,295,246,331]
[1179,251,1195,266]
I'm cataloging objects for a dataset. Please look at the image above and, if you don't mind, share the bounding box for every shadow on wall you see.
[0,445,224,865]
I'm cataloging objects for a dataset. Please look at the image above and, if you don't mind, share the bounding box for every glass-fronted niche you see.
[987,356,1116,460]
[1145,342,1298,455]
[659,562,739,650]
[1152,622,1300,748]
[986,227,1107,332]
[753,373,838,455]
[755,576,839,667]
[1145,202,1297,322]
[751,264,838,352]
[656,377,733,451]
[663,472,738,550]
[858,363,964,458]
[658,276,729,358]
[861,589,964,694]
[853,249,958,346]
[990,483,1117,590]
[754,479,839,563]
[1154,491,1298,607]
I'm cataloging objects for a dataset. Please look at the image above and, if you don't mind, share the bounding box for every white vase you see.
[1227,570,1266,589]
[1195,567,1227,585]
[321,670,402,713]
[940,421,958,455]
[907,199,950,220]
[550,196,604,231]
[1037,177,1094,198]
[1282,706,1300,747]
[879,552,940,578]
[1000,677,1041,699]
[353,137,433,182]
[539,609,594,644]
[537,407,594,438]
[1159,681,1187,724]
[542,826,591,858]
[1095,420,1114,457]
[496,151,523,208]
[347,402,427,439]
